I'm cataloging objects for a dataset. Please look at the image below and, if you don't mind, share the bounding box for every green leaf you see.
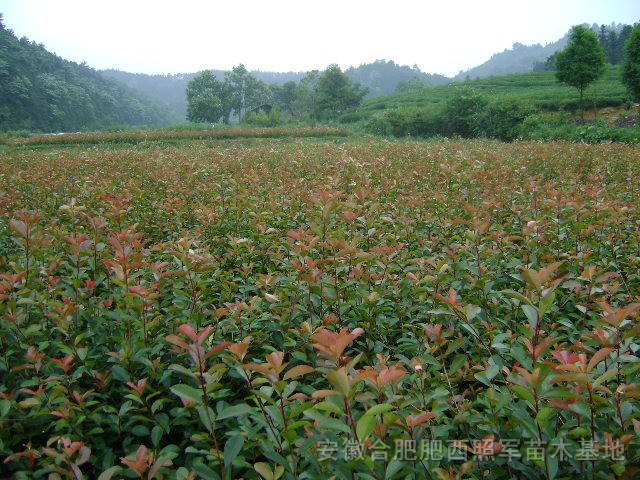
[217,403,254,420]
[326,368,352,397]
[97,466,122,480]
[224,435,244,468]
[386,459,404,478]
[444,338,465,356]
[111,365,130,382]
[255,462,273,480]
[568,401,591,417]
[170,384,203,403]
[274,465,285,480]
[303,408,351,434]
[282,364,314,381]
[460,322,479,338]
[522,304,539,328]
[356,413,377,441]
[568,426,590,438]
[510,384,535,403]
[501,289,533,306]
[193,462,218,479]
[485,363,500,381]
[314,401,344,415]
[0,399,10,417]
[522,269,542,292]
[538,289,555,317]
[535,406,556,428]
[465,304,482,321]
[474,372,491,387]
[547,452,559,480]
[363,403,394,417]
[449,354,466,374]
[592,368,618,387]
[18,397,40,408]
[151,425,164,447]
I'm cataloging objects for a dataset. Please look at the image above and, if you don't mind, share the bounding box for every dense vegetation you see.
[0,15,181,132]
[0,137,639,479]
[186,64,368,124]
[1,11,637,137]
[105,61,447,121]
[352,65,637,141]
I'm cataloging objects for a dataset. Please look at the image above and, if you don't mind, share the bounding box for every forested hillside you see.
[104,61,448,119]
[102,70,307,119]
[0,15,181,132]
[454,39,568,80]
[455,23,634,80]
[345,60,449,95]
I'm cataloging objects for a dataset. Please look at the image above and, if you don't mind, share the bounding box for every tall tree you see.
[292,70,319,122]
[270,80,297,116]
[225,64,268,120]
[313,64,367,120]
[185,70,230,123]
[555,25,606,120]
[622,24,640,113]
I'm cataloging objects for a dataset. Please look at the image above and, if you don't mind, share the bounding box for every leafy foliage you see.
[621,24,640,105]
[187,64,367,125]
[0,22,179,132]
[555,25,607,116]
[185,71,229,124]
[1,137,639,479]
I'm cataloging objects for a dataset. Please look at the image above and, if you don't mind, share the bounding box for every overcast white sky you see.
[2,0,639,77]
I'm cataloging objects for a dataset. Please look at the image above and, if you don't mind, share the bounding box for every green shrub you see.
[475,95,538,141]
[243,106,282,127]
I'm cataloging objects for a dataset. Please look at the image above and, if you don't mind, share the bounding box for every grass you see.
[342,66,630,124]
[0,126,350,149]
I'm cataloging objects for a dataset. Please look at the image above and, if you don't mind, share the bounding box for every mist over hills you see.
[103,61,450,119]
[452,38,569,80]
[102,35,571,120]
[0,15,182,131]
[103,22,633,123]
[1,14,634,132]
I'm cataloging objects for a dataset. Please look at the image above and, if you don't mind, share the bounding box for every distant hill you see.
[105,61,450,117]
[102,70,307,119]
[341,65,628,128]
[454,38,569,81]
[453,23,634,81]
[0,17,181,132]
[345,60,450,96]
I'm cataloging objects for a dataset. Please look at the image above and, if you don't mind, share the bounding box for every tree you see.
[555,25,606,120]
[270,81,297,116]
[441,87,488,138]
[396,77,427,93]
[225,64,269,120]
[313,64,367,120]
[185,70,230,123]
[622,24,640,111]
[292,70,319,122]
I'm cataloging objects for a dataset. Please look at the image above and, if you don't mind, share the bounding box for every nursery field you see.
[0,137,639,479]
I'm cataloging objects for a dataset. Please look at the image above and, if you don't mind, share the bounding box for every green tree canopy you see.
[270,80,297,116]
[555,25,606,118]
[225,64,269,120]
[441,87,488,138]
[0,20,177,131]
[313,64,367,120]
[185,70,230,123]
[622,24,640,106]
